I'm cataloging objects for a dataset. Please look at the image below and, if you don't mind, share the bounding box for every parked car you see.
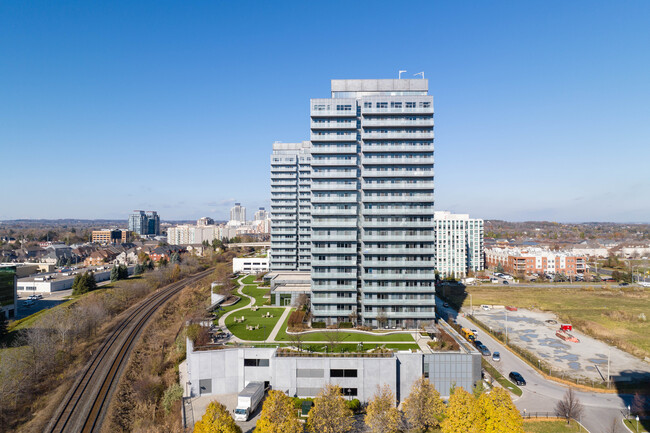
[502,281,509,285]
[24,300,34,307]
[481,305,491,311]
[492,351,500,362]
[509,371,526,386]
[478,345,491,356]
[473,340,483,347]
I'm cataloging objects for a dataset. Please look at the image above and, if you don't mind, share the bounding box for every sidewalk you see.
[266,307,291,342]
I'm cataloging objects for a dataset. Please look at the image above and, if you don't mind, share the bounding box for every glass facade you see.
[0,266,16,317]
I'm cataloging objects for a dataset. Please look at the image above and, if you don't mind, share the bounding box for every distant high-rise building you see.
[229,203,246,224]
[197,216,215,226]
[254,207,268,221]
[272,79,435,328]
[270,141,311,272]
[433,211,484,278]
[128,210,160,236]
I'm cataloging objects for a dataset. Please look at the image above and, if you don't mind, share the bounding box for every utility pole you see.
[607,348,611,387]
[505,309,508,345]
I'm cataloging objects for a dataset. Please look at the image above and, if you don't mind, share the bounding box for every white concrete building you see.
[433,211,484,278]
[270,142,312,272]
[233,257,270,274]
[254,208,268,221]
[230,203,247,224]
[167,224,220,245]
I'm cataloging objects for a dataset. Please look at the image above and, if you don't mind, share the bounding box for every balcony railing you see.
[361,131,434,140]
[362,144,434,153]
[362,157,434,165]
[311,182,358,191]
[311,157,358,166]
[362,207,433,215]
[362,195,433,203]
[362,118,434,127]
[310,120,357,129]
[362,181,434,190]
[310,132,357,142]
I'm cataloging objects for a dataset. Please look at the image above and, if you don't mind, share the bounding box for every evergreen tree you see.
[110,266,119,282]
[118,264,129,279]
[134,264,144,275]
[72,272,97,296]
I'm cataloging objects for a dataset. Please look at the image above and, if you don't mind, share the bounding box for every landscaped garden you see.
[242,284,270,306]
[224,307,285,341]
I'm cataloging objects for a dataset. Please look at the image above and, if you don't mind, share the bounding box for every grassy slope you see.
[459,285,650,358]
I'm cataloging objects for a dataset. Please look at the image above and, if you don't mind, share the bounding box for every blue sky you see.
[1,1,649,222]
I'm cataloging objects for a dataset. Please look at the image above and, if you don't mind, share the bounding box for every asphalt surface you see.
[436,298,633,433]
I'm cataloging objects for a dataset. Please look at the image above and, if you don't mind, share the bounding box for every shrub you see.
[346,398,361,413]
[338,322,353,329]
[311,322,326,329]
[161,383,183,413]
[288,311,306,328]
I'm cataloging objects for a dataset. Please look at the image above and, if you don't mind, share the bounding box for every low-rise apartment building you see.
[485,247,587,276]
[92,229,129,244]
[233,257,269,274]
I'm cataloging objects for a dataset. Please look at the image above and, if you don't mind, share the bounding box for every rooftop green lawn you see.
[241,275,259,284]
[217,296,251,316]
[225,307,285,341]
[242,284,270,306]
[523,420,583,433]
[273,313,415,342]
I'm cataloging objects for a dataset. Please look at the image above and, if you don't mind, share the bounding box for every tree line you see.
[194,377,524,433]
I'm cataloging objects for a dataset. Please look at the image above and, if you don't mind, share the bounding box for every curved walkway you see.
[218,276,258,342]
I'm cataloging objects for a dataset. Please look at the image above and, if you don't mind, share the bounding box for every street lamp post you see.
[505,309,508,345]
[636,415,639,433]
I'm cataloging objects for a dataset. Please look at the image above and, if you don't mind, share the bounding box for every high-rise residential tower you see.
[128,210,160,236]
[229,203,247,224]
[270,141,311,271]
[254,207,268,221]
[433,211,484,278]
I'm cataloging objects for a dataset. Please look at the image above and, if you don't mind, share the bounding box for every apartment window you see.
[244,359,270,367]
[391,102,402,108]
[330,369,357,378]
[406,102,416,108]
[336,104,352,111]
[364,102,371,108]
[313,104,328,111]
[419,101,431,108]
[376,102,388,108]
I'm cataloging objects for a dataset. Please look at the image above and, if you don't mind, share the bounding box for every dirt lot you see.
[455,284,650,360]
[470,306,650,382]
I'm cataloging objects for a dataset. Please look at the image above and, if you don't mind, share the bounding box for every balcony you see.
[311,247,357,254]
[311,219,357,228]
[311,195,357,204]
[270,165,296,172]
[363,272,435,280]
[312,272,357,279]
[361,131,433,140]
[361,104,433,115]
[311,145,357,154]
[362,207,433,215]
[271,173,297,179]
[362,144,434,153]
[362,260,434,268]
[362,169,433,178]
[311,260,357,267]
[363,234,434,242]
[310,132,357,142]
[362,298,436,306]
[361,194,433,203]
[362,157,434,165]
[311,233,358,242]
[312,207,357,216]
[311,182,358,191]
[310,120,357,129]
[362,118,434,127]
[360,310,435,319]
[362,220,433,228]
[362,247,435,254]
[311,297,357,305]
[362,181,435,190]
[311,170,358,179]
[311,157,358,166]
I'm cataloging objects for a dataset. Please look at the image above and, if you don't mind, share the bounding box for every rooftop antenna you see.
[398,70,407,79]
[414,71,425,79]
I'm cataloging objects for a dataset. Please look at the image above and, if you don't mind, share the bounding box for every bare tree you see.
[288,332,304,352]
[324,330,343,353]
[555,388,584,424]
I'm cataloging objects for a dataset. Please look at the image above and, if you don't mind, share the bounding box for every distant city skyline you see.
[1,1,649,222]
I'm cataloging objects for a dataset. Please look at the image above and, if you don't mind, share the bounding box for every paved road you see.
[436,298,632,433]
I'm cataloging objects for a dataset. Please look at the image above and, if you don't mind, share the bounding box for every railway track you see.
[45,267,214,433]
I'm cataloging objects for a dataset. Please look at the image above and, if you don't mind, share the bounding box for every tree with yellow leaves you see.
[364,384,401,433]
[441,387,481,433]
[478,387,524,433]
[401,376,445,432]
[307,384,354,433]
[254,390,302,433]
[194,401,242,433]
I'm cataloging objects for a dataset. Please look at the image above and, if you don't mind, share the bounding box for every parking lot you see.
[186,392,262,433]
[470,306,650,382]
[15,290,73,319]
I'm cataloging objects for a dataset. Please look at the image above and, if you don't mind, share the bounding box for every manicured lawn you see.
[242,342,420,353]
[225,307,285,341]
[523,420,582,433]
[217,296,251,316]
[241,275,258,284]
[453,285,650,359]
[273,312,415,342]
[242,284,270,306]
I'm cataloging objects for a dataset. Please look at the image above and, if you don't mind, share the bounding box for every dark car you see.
[478,345,491,356]
[509,371,526,386]
[502,280,509,285]
[473,340,483,348]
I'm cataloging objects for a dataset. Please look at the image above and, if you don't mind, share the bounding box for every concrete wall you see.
[186,342,481,401]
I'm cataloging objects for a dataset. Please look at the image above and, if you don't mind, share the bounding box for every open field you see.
[224,307,285,340]
[523,419,582,433]
[455,285,650,359]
